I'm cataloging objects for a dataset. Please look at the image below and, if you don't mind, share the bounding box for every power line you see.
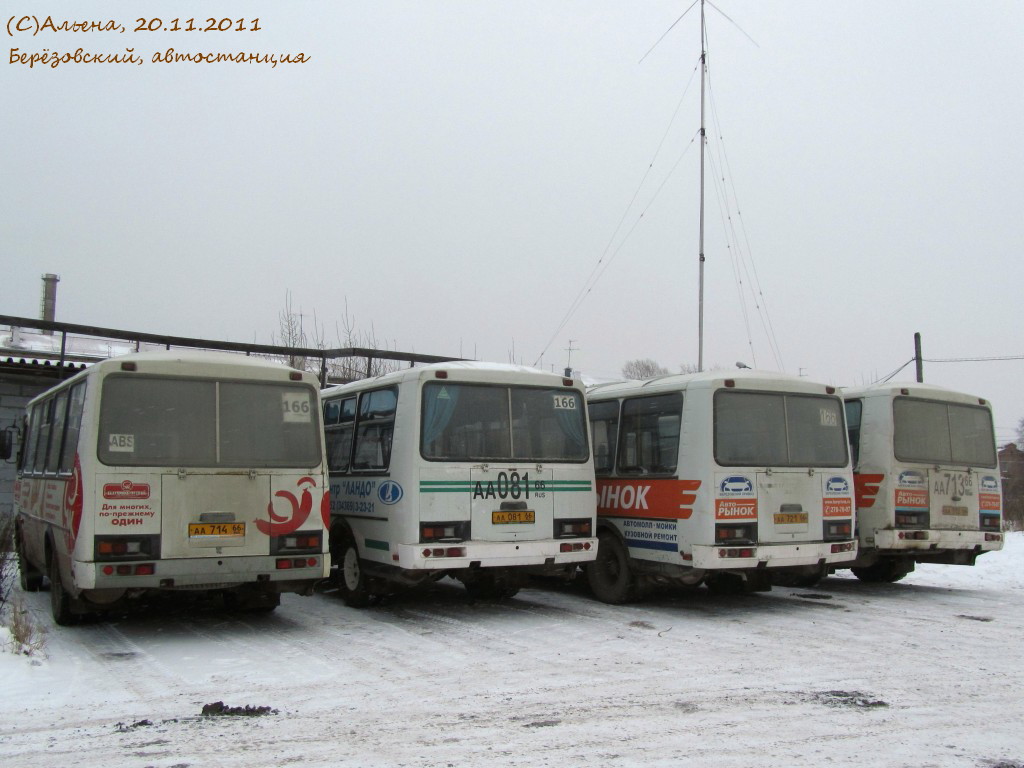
[923,355,1024,363]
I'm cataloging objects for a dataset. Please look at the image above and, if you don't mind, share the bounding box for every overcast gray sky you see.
[3,1,1022,443]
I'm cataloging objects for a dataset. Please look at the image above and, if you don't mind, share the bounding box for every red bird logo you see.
[256,476,328,536]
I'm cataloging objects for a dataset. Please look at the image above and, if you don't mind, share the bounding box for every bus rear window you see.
[892,397,996,467]
[421,382,588,462]
[98,376,321,468]
[715,391,848,468]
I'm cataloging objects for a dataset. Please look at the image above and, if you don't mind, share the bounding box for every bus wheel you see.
[587,532,636,604]
[17,531,43,592]
[337,539,373,608]
[851,558,913,583]
[48,555,78,627]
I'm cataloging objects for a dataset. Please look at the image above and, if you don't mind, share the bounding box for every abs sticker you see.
[108,434,135,452]
[378,480,403,505]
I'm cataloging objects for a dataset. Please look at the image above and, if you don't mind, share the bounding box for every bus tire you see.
[851,558,913,583]
[48,554,78,627]
[587,532,636,604]
[17,529,43,592]
[337,539,373,608]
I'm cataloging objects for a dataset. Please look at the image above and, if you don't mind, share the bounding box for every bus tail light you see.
[556,518,592,538]
[980,514,1001,531]
[102,563,156,576]
[895,511,929,529]
[420,521,469,543]
[897,531,929,540]
[560,541,592,552]
[718,548,755,559]
[715,524,756,544]
[271,531,322,555]
[421,547,467,558]
[830,542,856,553]
[985,533,1002,542]
[94,535,160,562]
[276,557,321,570]
[825,521,852,540]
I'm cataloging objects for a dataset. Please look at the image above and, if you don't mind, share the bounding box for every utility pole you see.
[564,340,578,378]
[914,332,924,383]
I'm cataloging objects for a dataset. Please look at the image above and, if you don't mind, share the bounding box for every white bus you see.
[321,362,597,605]
[13,351,330,625]
[842,382,1003,582]
[586,370,858,602]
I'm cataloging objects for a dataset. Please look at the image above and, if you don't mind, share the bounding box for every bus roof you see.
[840,381,992,407]
[321,361,581,398]
[26,350,316,404]
[586,368,839,400]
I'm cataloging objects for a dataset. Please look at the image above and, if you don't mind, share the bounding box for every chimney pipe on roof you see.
[41,273,60,334]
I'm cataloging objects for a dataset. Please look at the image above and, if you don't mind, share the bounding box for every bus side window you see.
[844,399,862,468]
[588,401,619,476]
[44,389,70,475]
[352,388,397,472]
[59,383,86,474]
[34,398,55,475]
[617,394,682,475]
[19,406,38,473]
[325,396,356,473]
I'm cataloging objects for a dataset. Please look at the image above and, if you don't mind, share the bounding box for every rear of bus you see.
[704,374,857,588]
[21,352,329,622]
[325,363,596,602]
[587,371,856,600]
[844,383,1003,582]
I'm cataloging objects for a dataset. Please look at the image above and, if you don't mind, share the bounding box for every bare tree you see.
[325,299,402,383]
[271,293,404,383]
[621,359,670,380]
[271,290,309,371]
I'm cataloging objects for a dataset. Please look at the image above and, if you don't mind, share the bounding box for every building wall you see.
[0,374,52,526]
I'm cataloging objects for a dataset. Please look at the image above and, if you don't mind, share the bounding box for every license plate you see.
[774,512,809,525]
[492,510,535,525]
[188,522,246,537]
[942,505,969,517]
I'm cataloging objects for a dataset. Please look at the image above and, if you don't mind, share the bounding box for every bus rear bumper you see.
[73,554,330,591]
[395,538,598,570]
[690,540,858,570]
[870,528,1004,552]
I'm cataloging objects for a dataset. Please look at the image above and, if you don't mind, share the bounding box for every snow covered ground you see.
[2,535,1023,768]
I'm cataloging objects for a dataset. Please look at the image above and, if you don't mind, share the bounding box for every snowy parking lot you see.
[2,534,1023,768]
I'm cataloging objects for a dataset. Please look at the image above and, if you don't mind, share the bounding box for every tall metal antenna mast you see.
[697,0,707,372]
